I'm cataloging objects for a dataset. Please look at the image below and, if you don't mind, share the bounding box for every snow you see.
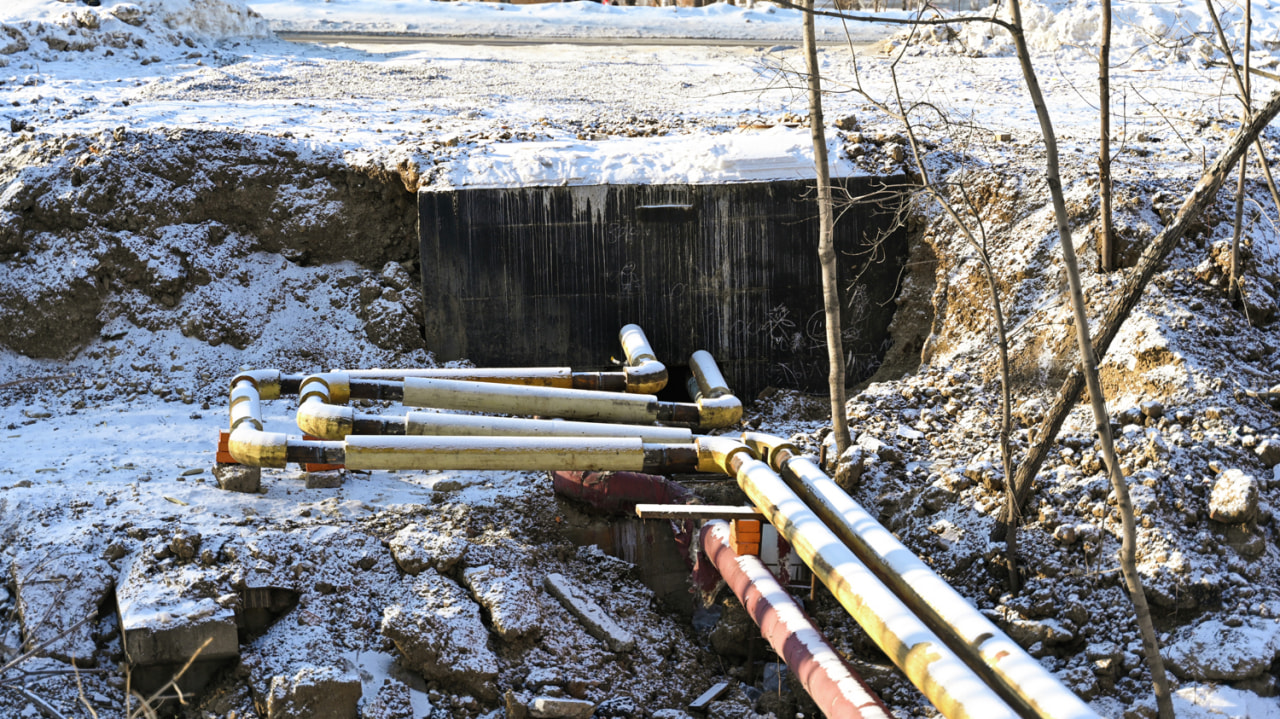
[2,0,1280,716]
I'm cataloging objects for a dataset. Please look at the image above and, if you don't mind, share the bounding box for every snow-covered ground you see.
[1,0,1279,717]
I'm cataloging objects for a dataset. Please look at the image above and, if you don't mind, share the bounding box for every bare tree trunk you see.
[1001,0,1172,713]
[1098,0,1116,272]
[803,0,852,457]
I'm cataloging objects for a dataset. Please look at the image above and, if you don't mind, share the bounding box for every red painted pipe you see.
[700,520,893,719]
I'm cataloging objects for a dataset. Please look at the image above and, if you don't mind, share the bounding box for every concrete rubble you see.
[388,524,468,575]
[529,695,595,719]
[10,549,113,666]
[461,563,543,642]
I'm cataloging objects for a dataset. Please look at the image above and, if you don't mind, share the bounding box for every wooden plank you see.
[635,504,763,520]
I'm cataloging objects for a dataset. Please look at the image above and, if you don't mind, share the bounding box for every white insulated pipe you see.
[341,367,576,386]
[402,377,660,424]
[728,454,1020,719]
[405,411,693,443]
[776,453,1102,719]
[342,435,647,471]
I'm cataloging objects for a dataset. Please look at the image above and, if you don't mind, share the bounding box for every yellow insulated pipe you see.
[343,435,648,471]
[402,377,662,424]
[618,323,667,394]
[708,444,1021,719]
[405,411,693,444]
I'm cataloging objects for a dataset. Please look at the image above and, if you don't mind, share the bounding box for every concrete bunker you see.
[419,177,909,399]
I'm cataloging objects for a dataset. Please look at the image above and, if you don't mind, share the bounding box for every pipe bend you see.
[697,394,743,429]
[296,398,355,440]
[231,369,284,400]
[695,437,754,475]
[740,432,798,469]
[624,359,668,394]
[228,426,289,468]
[299,372,352,406]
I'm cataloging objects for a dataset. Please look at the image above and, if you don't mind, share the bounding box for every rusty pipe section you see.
[702,445,1021,719]
[740,434,1101,719]
[701,520,893,719]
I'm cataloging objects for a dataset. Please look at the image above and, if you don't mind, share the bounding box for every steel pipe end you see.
[689,350,731,400]
[296,398,355,440]
[231,369,283,400]
[698,394,743,429]
[696,437,754,475]
[740,432,798,470]
[228,426,289,468]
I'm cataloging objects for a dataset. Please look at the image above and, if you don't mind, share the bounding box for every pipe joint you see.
[623,359,668,394]
[228,426,289,468]
[740,432,799,470]
[231,369,283,400]
[229,381,263,432]
[296,398,356,440]
[696,437,754,475]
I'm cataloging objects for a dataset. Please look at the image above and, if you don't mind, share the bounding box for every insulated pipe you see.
[706,446,1021,719]
[342,435,650,471]
[741,435,1101,719]
[688,351,743,427]
[402,377,663,424]
[619,323,668,394]
[405,411,694,444]
[701,521,893,719]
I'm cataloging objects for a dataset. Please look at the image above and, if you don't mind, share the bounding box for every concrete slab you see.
[543,572,635,653]
[11,550,113,667]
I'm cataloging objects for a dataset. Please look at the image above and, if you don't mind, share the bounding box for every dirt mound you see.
[0,128,420,358]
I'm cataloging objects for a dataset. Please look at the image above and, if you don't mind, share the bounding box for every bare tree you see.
[803,0,853,457]
[1098,0,1116,272]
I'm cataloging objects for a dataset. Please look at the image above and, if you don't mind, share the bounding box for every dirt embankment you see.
[0,128,422,358]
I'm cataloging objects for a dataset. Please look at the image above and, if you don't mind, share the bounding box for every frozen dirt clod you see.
[262,664,362,719]
[380,568,501,702]
[388,523,468,575]
[461,564,544,642]
[1162,617,1280,682]
[1209,468,1259,524]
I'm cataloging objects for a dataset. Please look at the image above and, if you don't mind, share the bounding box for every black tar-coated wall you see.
[418,178,907,399]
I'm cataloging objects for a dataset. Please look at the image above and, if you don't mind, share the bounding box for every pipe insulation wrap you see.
[405,411,693,443]
[402,377,660,424]
[781,457,1102,719]
[229,382,263,431]
[343,367,575,386]
[702,521,893,719]
[690,349,730,398]
[342,435,648,471]
[732,457,1019,719]
[296,399,355,440]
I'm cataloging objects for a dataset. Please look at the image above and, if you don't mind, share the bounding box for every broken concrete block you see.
[462,564,542,642]
[387,525,467,575]
[264,664,362,719]
[380,569,499,701]
[1162,617,1280,681]
[1209,469,1259,524]
[116,549,239,696]
[530,696,594,719]
[11,550,113,666]
[213,462,262,493]
[543,572,634,653]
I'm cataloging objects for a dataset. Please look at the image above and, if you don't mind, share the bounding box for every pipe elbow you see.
[697,394,743,429]
[231,369,284,400]
[296,399,355,440]
[695,437,754,475]
[228,426,289,468]
[740,432,798,469]
[299,372,352,406]
[624,359,668,394]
